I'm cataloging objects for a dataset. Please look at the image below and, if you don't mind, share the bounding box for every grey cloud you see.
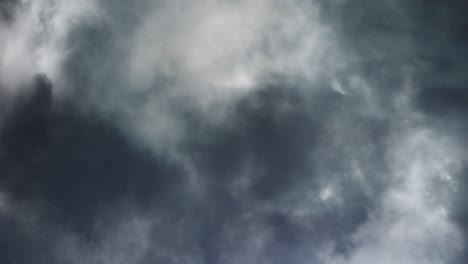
[0,0,18,22]
[1,1,468,264]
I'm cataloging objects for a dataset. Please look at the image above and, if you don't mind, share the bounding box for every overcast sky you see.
[1,0,468,263]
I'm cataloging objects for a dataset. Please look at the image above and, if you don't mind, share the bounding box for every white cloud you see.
[0,0,100,93]
[126,0,343,106]
[326,127,464,264]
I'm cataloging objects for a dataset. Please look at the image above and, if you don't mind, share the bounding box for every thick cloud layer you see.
[1,0,468,263]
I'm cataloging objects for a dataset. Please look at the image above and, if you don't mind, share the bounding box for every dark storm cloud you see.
[181,84,393,261]
[0,78,392,263]
[0,75,183,239]
[1,0,468,264]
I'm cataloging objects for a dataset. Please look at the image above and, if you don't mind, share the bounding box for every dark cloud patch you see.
[186,85,333,199]
[415,87,468,118]
[176,85,334,263]
[0,75,183,241]
[0,75,365,263]
[178,84,389,261]
[0,0,18,23]
[409,1,468,118]
[0,208,60,264]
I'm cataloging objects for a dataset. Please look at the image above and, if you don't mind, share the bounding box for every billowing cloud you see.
[1,0,468,264]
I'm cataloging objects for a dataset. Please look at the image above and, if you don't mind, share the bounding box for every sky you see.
[0,0,468,263]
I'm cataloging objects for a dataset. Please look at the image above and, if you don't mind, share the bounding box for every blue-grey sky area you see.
[1,0,468,263]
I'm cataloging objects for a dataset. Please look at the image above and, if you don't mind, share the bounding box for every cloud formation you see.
[1,0,468,263]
